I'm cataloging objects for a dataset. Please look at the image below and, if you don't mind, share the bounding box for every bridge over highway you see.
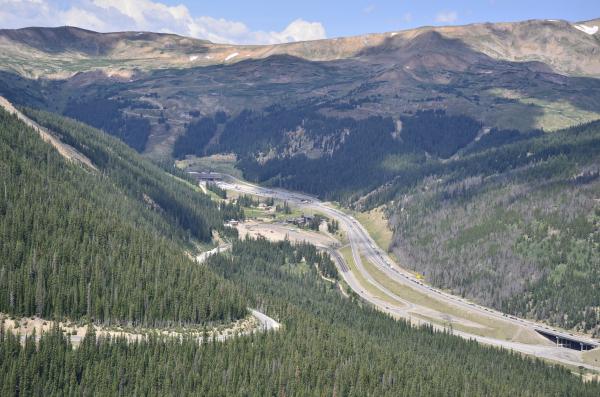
[199,172,600,371]
[535,328,599,351]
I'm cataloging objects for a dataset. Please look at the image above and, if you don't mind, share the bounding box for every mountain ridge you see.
[1,15,600,392]
[1,17,599,78]
[1,18,599,159]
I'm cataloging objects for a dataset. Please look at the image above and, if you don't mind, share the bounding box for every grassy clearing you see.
[236,202,304,222]
[339,247,405,307]
[334,229,349,246]
[331,202,393,250]
[486,88,600,131]
[353,206,393,251]
[339,247,383,301]
[359,256,542,343]
[224,188,260,202]
[271,205,304,221]
[518,98,600,131]
[206,190,225,201]
[583,348,600,366]
[282,262,310,277]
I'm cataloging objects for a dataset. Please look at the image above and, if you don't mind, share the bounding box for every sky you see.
[0,0,598,44]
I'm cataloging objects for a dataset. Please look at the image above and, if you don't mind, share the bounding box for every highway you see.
[213,174,600,371]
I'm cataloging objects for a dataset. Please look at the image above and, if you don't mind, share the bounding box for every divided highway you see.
[213,174,600,372]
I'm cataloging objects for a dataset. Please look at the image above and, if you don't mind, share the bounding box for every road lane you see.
[213,174,600,371]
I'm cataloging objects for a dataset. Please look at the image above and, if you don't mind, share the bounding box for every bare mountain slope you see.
[1,17,599,342]
[0,19,599,77]
[0,19,598,158]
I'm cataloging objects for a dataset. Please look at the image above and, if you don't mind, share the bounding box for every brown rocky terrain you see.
[1,19,599,77]
[0,19,598,158]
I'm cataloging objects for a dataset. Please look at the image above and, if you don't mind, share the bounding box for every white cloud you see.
[0,0,327,44]
[0,0,53,28]
[266,19,326,44]
[59,7,110,31]
[435,11,458,24]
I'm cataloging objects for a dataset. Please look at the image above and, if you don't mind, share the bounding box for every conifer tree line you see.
[0,109,246,326]
[64,97,152,152]
[1,237,596,396]
[1,108,599,395]
[171,106,488,202]
[380,120,600,334]
[23,108,244,242]
[206,182,227,199]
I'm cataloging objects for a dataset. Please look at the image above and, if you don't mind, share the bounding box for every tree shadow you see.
[0,26,210,56]
[353,30,600,131]
[0,28,599,141]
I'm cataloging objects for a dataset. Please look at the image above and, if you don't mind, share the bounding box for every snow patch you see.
[225,52,239,61]
[188,55,198,62]
[573,24,598,35]
[390,32,398,37]
[205,55,212,59]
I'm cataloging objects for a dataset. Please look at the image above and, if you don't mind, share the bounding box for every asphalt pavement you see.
[215,175,600,371]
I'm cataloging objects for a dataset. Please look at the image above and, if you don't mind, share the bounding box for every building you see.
[286,214,314,227]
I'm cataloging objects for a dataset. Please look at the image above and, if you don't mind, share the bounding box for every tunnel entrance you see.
[535,329,597,351]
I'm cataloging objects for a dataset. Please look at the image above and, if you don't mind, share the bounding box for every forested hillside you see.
[382,121,600,335]
[176,106,487,202]
[1,19,600,396]
[1,104,599,395]
[0,108,246,326]
[1,237,598,396]
[2,22,600,161]
[24,108,243,241]
[64,97,153,152]
[171,102,600,335]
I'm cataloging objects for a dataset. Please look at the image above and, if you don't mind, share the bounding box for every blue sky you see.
[1,0,598,44]
[170,0,599,37]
